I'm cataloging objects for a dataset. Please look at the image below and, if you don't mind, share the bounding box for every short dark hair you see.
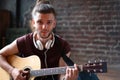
[32,2,56,18]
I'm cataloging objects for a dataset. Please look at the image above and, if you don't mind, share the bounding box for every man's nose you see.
[42,24,47,29]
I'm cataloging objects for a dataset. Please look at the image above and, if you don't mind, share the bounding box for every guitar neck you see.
[30,61,107,77]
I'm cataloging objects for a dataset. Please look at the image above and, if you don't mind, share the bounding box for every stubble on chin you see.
[39,32,52,39]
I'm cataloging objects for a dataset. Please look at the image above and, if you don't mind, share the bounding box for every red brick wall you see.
[52,0,120,66]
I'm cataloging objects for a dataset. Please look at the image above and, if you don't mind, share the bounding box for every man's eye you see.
[37,21,43,25]
[47,21,52,25]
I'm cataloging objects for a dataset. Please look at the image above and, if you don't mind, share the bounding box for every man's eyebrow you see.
[37,19,42,22]
[49,20,53,21]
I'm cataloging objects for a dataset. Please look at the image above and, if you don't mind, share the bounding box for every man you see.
[0,1,79,80]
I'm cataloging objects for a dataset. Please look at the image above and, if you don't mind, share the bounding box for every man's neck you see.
[38,34,52,44]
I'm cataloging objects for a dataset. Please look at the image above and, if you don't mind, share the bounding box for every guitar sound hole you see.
[24,68,30,71]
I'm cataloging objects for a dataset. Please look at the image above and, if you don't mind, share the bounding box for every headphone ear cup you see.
[45,40,52,49]
[36,40,44,50]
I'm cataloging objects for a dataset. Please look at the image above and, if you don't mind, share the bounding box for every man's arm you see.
[0,40,31,80]
[0,40,19,74]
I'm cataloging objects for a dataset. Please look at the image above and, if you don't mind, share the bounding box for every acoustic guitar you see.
[0,55,107,80]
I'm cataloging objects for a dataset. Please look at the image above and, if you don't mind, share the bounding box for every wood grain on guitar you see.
[0,55,107,80]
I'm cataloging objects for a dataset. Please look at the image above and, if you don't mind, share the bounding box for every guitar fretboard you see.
[30,66,67,77]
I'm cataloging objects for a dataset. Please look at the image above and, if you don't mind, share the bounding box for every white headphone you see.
[33,33,55,50]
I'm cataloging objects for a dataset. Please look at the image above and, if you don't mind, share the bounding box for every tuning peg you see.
[88,60,91,63]
[94,60,97,63]
[93,69,96,72]
[100,69,103,72]
[87,69,90,73]
[99,63,102,66]
[93,63,96,66]
[99,60,104,62]
[86,63,90,67]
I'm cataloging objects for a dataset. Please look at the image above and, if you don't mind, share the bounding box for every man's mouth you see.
[41,31,47,34]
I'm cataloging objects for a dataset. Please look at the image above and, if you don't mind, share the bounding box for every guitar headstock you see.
[81,60,107,73]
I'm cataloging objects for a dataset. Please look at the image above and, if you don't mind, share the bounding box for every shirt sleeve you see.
[63,40,71,54]
[16,35,27,54]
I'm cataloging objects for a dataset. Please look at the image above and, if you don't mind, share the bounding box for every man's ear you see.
[31,19,35,26]
[30,19,35,32]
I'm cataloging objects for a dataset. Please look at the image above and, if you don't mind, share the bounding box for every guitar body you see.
[0,55,41,80]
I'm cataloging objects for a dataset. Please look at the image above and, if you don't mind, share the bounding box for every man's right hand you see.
[11,68,29,80]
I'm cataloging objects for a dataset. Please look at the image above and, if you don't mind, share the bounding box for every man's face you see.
[32,12,56,39]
